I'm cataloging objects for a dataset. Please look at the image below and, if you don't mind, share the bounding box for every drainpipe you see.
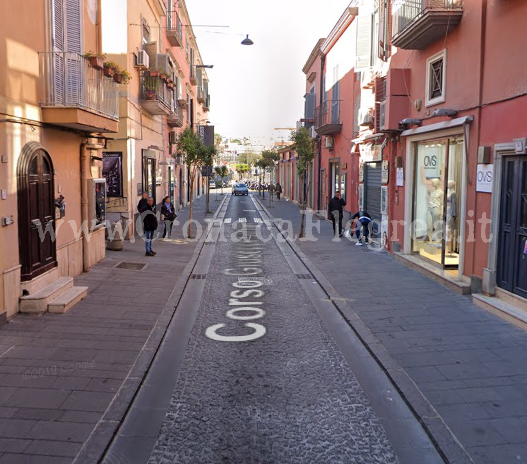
[96,0,103,54]
[317,53,325,212]
[80,143,90,273]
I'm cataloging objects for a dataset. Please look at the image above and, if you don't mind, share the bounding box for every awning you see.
[401,115,474,137]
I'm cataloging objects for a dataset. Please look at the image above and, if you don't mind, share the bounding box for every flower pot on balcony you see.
[160,74,167,82]
[148,71,159,77]
[145,90,157,100]
[88,56,104,70]
[113,73,123,84]
[103,66,115,78]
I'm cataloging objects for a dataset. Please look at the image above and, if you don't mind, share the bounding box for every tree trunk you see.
[299,172,306,239]
[206,172,211,213]
[188,166,195,238]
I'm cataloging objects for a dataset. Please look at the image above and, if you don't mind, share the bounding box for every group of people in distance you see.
[328,191,371,246]
[137,193,177,256]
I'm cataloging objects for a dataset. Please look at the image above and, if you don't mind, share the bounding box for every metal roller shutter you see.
[365,162,382,239]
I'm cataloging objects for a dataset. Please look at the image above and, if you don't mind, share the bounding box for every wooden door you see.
[18,148,57,281]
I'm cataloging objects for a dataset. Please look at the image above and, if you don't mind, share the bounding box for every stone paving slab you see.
[261,196,527,464]
[0,195,221,462]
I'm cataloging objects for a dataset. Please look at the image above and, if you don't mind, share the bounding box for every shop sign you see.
[396,168,404,187]
[381,160,389,184]
[476,164,493,193]
[422,151,441,179]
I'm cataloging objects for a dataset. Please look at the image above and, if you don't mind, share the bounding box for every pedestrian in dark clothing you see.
[142,197,158,256]
[161,196,177,239]
[351,209,372,246]
[275,183,282,201]
[328,191,346,237]
[137,192,149,213]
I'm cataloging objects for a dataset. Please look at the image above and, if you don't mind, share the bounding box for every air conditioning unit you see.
[169,131,178,144]
[360,110,374,127]
[309,126,316,139]
[136,50,149,70]
[324,136,334,149]
[175,155,183,165]
[379,101,386,131]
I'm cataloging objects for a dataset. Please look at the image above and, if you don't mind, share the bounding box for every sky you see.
[185,0,350,145]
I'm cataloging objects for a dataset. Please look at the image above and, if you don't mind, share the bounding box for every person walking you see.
[161,196,177,239]
[351,209,372,246]
[275,183,282,201]
[142,197,158,256]
[328,191,346,237]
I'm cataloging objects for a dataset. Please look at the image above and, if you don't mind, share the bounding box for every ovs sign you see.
[476,164,493,193]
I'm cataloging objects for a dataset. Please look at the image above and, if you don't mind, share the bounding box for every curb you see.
[73,195,229,464]
[253,196,475,464]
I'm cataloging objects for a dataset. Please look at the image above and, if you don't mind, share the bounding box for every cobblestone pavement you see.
[148,195,399,464]
[258,196,527,464]
[0,195,216,464]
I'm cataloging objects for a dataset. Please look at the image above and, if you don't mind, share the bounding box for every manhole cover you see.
[115,262,147,271]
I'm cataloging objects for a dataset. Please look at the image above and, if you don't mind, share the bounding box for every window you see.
[426,49,447,107]
[142,19,150,48]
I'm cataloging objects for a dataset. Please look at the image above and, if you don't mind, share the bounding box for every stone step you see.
[473,293,527,330]
[48,286,88,314]
[19,277,73,314]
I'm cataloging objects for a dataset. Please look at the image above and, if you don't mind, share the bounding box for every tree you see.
[177,127,209,238]
[291,127,316,238]
[234,163,251,179]
[215,165,229,195]
[255,150,279,199]
[236,151,260,166]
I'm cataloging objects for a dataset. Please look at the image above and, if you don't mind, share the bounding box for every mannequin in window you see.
[446,180,458,255]
[427,178,444,242]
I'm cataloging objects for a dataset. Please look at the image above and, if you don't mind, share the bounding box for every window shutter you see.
[52,0,65,51]
[52,0,65,104]
[64,0,82,53]
[378,0,391,61]
[355,13,373,71]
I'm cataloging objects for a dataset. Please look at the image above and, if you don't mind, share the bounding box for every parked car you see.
[232,183,249,196]
[209,179,216,189]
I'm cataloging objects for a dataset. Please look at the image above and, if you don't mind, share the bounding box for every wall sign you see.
[476,164,493,193]
[102,152,123,198]
[396,168,404,187]
[381,160,389,184]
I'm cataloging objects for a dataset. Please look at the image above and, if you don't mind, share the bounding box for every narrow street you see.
[104,193,442,464]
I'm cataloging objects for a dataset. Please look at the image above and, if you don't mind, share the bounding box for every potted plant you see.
[147,68,159,77]
[159,68,168,82]
[103,61,118,78]
[144,75,159,100]
[113,65,123,83]
[120,70,132,84]
[83,51,106,70]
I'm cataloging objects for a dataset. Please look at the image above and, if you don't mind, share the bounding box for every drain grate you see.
[204,242,215,245]
[115,262,147,271]
[190,274,207,280]
[296,274,313,280]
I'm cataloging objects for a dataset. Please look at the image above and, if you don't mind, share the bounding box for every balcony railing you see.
[314,100,342,135]
[203,94,210,112]
[39,52,119,120]
[167,105,184,128]
[167,12,183,47]
[140,74,173,116]
[392,0,463,50]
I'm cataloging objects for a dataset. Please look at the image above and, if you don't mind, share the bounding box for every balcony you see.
[39,52,119,132]
[314,100,342,136]
[392,0,463,50]
[167,12,183,47]
[203,95,210,112]
[197,86,205,104]
[140,74,173,116]
[189,69,197,86]
[167,105,184,128]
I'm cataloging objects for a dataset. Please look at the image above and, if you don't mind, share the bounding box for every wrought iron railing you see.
[314,100,341,128]
[167,11,183,42]
[140,74,173,111]
[39,52,119,120]
[392,0,461,37]
[168,104,184,126]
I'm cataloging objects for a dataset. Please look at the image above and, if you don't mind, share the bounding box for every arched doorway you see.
[17,143,57,281]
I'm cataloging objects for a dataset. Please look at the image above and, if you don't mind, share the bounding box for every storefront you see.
[359,142,384,243]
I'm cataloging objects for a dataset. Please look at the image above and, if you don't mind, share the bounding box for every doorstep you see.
[473,289,527,330]
[394,252,472,295]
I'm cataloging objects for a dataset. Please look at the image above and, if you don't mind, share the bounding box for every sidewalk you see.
[0,194,221,464]
[261,195,527,464]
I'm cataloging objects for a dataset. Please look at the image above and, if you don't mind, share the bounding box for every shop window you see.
[411,136,463,269]
[425,49,447,107]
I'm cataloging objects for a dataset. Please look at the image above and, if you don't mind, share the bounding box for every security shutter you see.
[365,162,382,238]
[356,14,373,71]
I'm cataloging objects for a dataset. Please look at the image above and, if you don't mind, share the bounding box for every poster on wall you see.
[358,184,364,209]
[381,215,389,250]
[381,186,388,215]
[476,164,493,193]
[396,167,404,187]
[102,152,123,198]
[381,160,389,184]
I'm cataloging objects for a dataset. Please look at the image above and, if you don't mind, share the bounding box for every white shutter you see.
[64,0,82,106]
[52,0,65,51]
[355,14,373,71]
[52,0,65,105]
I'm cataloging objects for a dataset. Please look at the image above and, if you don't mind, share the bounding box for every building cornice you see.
[302,39,325,75]
[321,2,359,55]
